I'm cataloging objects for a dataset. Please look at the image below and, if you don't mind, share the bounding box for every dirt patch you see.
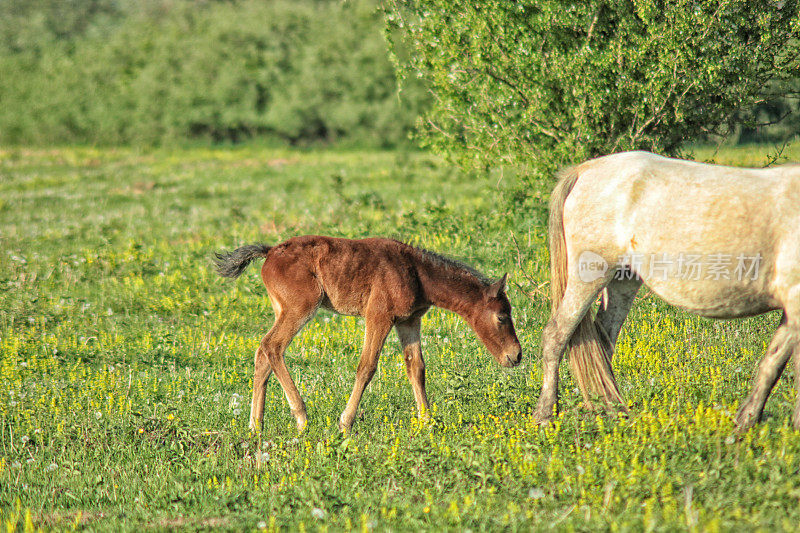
[38,510,233,530]
[37,509,107,528]
[154,515,232,529]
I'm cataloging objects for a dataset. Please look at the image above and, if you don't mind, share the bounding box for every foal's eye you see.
[497,314,510,324]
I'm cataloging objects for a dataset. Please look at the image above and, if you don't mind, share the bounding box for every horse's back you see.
[562,152,800,317]
[567,152,800,247]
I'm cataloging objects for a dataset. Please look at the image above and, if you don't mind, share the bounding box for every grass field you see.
[2,144,800,531]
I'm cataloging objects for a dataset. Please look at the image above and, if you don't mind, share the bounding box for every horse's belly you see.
[644,278,779,318]
[619,247,780,318]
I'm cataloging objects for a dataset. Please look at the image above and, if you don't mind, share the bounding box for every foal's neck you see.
[417,260,486,317]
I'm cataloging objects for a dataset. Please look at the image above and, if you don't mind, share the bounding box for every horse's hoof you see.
[734,410,757,433]
[615,407,630,419]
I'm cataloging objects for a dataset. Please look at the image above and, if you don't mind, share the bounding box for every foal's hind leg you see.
[339,311,393,431]
[594,278,642,356]
[735,313,798,431]
[534,277,607,423]
[253,275,322,433]
[396,310,430,421]
[263,308,319,432]
[249,338,273,431]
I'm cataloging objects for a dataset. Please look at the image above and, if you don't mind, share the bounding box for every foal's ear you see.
[488,273,508,297]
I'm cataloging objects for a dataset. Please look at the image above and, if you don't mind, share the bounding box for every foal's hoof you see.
[337,414,354,433]
[533,410,553,426]
[417,412,433,425]
[533,401,558,426]
[290,406,308,432]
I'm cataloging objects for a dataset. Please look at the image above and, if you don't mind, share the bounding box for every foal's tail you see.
[549,166,625,409]
[213,244,272,278]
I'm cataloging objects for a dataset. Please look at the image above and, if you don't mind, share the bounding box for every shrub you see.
[387,0,800,181]
[0,0,428,146]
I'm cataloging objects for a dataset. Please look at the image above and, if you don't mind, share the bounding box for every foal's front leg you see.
[396,311,430,421]
[339,314,393,431]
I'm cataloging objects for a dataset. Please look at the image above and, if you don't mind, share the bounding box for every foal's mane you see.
[398,240,492,285]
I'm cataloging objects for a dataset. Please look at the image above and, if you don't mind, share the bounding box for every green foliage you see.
[0,0,428,146]
[0,0,122,50]
[2,144,800,530]
[738,78,800,144]
[387,0,800,178]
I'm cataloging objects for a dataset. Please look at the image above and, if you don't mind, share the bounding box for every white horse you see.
[534,151,800,430]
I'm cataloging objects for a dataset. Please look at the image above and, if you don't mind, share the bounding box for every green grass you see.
[1,144,799,531]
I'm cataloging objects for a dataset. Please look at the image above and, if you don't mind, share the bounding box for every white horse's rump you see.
[535,151,800,430]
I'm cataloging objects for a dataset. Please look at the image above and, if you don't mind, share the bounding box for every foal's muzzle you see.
[503,349,523,368]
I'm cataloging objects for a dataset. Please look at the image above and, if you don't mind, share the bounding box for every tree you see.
[387,0,800,176]
[387,0,800,406]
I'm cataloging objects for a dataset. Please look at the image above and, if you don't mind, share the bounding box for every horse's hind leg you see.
[793,344,800,430]
[249,338,273,432]
[735,313,798,431]
[396,310,430,421]
[594,278,642,356]
[534,277,607,423]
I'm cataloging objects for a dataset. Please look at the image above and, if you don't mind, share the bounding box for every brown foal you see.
[214,235,522,432]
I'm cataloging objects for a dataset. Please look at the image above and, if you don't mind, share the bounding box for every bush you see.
[0,0,428,146]
[387,0,800,182]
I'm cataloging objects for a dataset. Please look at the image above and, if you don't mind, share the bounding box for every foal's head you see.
[469,274,522,368]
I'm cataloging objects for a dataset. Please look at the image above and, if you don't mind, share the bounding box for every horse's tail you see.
[214,244,272,278]
[548,166,579,315]
[549,166,626,410]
